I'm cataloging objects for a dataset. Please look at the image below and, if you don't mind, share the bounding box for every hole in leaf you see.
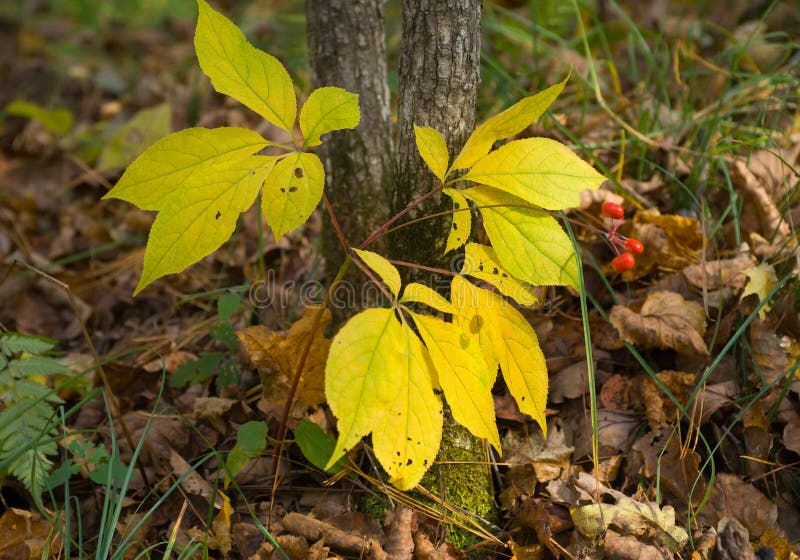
[294,167,303,178]
[289,186,298,192]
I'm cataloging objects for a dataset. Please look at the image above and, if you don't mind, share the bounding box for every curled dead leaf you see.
[237,306,331,423]
[610,291,709,356]
[625,210,705,280]
[639,371,696,428]
[682,254,755,291]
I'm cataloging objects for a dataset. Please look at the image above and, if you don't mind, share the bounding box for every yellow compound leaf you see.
[352,249,402,298]
[462,243,538,306]
[491,291,548,435]
[261,152,325,240]
[451,79,565,171]
[399,283,454,314]
[451,276,548,435]
[372,318,442,490]
[325,308,405,469]
[104,127,269,211]
[462,137,605,210]
[195,0,296,131]
[451,275,500,376]
[442,188,471,253]
[414,125,449,183]
[410,312,500,451]
[464,186,578,288]
[136,156,275,294]
[300,86,360,147]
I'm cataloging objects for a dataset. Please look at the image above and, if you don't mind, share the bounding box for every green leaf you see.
[5,100,73,135]
[195,0,296,130]
[399,283,453,314]
[451,80,565,170]
[8,356,69,377]
[462,243,538,306]
[97,103,172,171]
[372,318,442,490]
[300,86,360,147]
[225,421,267,487]
[442,188,471,253]
[104,127,269,211]
[217,292,241,322]
[169,353,225,388]
[261,152,325,240]
[0,333,56,356]
[325,308,404,468]
[414,125,449,183]
[137,156,274,293]
[409,312,499,450]
[463,186,578,288]
[352,249,401,298]
[294,418,346,474]
[461,137,605,210]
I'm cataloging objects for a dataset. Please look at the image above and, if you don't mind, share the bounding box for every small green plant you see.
[105,0,606,490]
[170,292,243,391]
[0,331,69,504]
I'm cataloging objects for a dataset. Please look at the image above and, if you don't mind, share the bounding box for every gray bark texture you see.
[305,0,392,287]
[391,0,482,280]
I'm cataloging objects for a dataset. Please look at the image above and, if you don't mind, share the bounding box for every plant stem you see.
[359,185,443,249]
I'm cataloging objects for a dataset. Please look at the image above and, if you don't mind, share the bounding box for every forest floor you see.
[1,1,799,559]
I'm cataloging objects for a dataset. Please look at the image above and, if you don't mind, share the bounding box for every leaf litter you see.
[1,1,799,559]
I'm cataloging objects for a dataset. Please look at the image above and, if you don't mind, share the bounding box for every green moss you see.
[418,414,498,551]
[357,413,498,553]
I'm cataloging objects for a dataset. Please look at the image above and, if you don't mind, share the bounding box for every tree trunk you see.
[305,0,392,291]
[390,0,482,279]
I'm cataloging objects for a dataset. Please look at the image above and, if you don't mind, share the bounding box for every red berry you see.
[611,252,635,273]
[625,238,644,254]
[602,202,625,220]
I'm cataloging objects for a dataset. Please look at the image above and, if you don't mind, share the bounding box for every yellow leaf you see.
[463,186,578,288]
[450,275,500,376]
[410,312,500,451]
[352,249,402,298]
[261,152,325,240]
[414,124,449,183]
[195,0,296,130]
[104,127,269,211]
[399,283,454,314]
[325,308,405,468]
[451,276,548,435]
[451,79,566,171]
[461,137,605,210]
[442,188,471,253]
[136,156,274,294]
[491,292,548,435]
[300,86,360,147]
[372,318,442,490]
[462,243,538,306]
[741,263,778,318]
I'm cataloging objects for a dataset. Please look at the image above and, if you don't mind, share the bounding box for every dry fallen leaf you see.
[571,495,689,553]
[610,291,709,356]
[682,254,755,291]
[625,210,705,280]
[639,371,696,428]
[699,473,778,539]
[237,306,331,423]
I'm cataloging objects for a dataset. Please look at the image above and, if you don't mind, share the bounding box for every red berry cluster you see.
[601,202,644,273]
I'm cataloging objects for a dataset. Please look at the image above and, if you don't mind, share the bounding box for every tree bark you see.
[391,0,482,279]
[306,0,392,290]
